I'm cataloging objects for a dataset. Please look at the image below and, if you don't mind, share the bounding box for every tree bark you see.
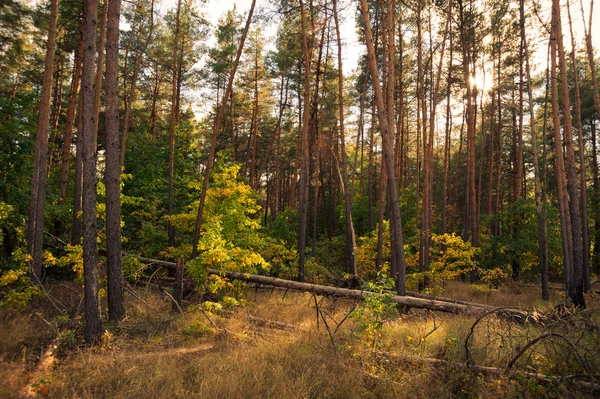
[552,0,585,308]
[359,0,406,294]
[58,18,85,205]
[27,0,60,281]
[297,0,313,282]
[521,0,549,300]
[81,0,102,343]
[332,0,357,276]
[105,0,125,322]
[566,0,591,292]
[167,0,182,248]
[579,0,600,277]
[93,0,107,143]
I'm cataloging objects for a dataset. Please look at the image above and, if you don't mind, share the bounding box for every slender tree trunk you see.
[27,0,60,281]
[353,78,367,195]
[360,0,406,294]
[297,0,312,282]
[250,47,259,189]
[566,0,591,292]
[48,56,64,168]
[333,0,357,276]
[458,0,478,256]
[416,0,426,290]
[367,102,375,234]
[421,0,450,289]
[291,64,302,210]
[105,0,125,322]
[579,0,600,277]
[81,0,101,343]
[592,120,600,276]
[58,19,85,204]
[376,160,387,271]
[93,0,107,143]
[553,0,585,308]
[149,62,162,141]
[72,99,83,245]
[191,0,256,258]
[167,0,182,248]
[442,36,453,234]
[521,0,549,300]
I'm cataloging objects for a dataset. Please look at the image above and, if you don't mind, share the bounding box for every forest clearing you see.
[2,274,600,398]
[2,0,600,396]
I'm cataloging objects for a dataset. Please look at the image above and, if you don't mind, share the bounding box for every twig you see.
[505,332,593,384]
[163,290,184,315]
[145,266,163,292]
[43,231,69,248]
[334,303,357,335]
[313,292,320,328]
[465,307,510,367]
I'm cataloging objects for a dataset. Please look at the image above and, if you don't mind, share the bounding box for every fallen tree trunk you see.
[134,256,539,323]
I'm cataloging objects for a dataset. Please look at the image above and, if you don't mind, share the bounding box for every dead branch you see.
[505,332,593,384]
[375,350,600,393]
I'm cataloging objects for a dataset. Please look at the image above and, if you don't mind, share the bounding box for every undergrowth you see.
[0,281,598,398]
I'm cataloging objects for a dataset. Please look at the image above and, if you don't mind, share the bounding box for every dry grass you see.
[1,281,598,398]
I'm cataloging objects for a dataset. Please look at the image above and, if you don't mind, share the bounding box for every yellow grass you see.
[1,281,598,398]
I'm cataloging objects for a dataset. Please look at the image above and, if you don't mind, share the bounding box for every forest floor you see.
[1,280,599,398]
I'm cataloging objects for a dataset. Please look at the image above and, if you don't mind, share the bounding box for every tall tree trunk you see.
[458,0,478,257]
[27,0,60,281]
[566,0,591,292]
[149,62,162,141]
[367,102,375,234]
[333,0,357,277]
[442,35,453,234]
[72,99,83,245]
[521,0,549,300]
[58,19,85,204]
[167,0,182,248]
[359,0,406,294]
[250,46,260,189]
[81,0,101,343]
[48,55,64,169]
[297,0,312,282]
[105,0,125,322]
[579,0,600,277]
[93,0,107,142]
[553,0,585,308]
[191,0,256,258]
[421,0,450,289]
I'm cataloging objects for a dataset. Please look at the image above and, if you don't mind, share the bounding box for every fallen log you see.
[134,256,538,323]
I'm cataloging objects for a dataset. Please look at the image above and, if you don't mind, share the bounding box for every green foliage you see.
[263,208,298,248]
[348,272,396,350]
[0,248,42,308]
[479,199,564,282]
[355,221,391,281]
[182,163,296,293]
[56,245,83,281]
[408,233,479,294]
